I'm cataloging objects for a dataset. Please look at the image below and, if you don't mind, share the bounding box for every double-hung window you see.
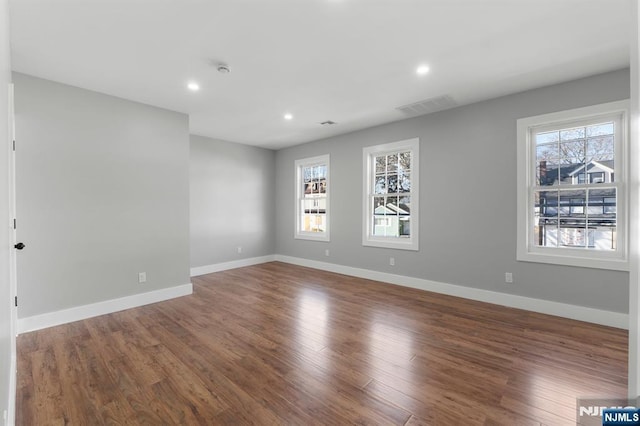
[517,100,629,270]
[363,138,419,250]
[295,155,330,241]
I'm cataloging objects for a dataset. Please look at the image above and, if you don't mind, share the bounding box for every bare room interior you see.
[1,0,640,425]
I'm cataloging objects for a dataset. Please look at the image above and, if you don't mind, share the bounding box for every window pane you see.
[559,140,585,161]
[399,217,410,237]
[304,181,314,195]
[560,127,585,141]
[560,159,584,185]
[586,135,614,160]
[387,174,398,193]
[387,196,399,214]
[559,221,588,248]
[302,199,316,214]
[314,215,326,233]
[375,156,386,174]
[399,172,411,192]
[316,165,327,179]
[589,188,616,216]
[302,214,326,233]
[318,177,327,194]
[586,135,614,182]
[557,190,586,246]
[536,131,559,145]
[604,197,616,214]
[374,176,386,194]
[586,122,614,137]
[535,190,558,247]
[373,196,386,215]
[537,162,559,186]
[303,166,313,183]
[399,196,411,214]
[559,189,585,216]
[373,196,395,237]
[387,154,398,173]
[399,152,411,171]
[590,227,615,251]
[587,188,616,251]
[301,214,310,232]
[373,216,397,237]
[537,143,558,162]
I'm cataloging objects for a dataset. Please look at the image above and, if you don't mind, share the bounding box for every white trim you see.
[7,82,16,426]
[517,100,630,271]
[362,138,419,251]
[8,351,14,426]
[628,0,640,399]
[274,255,628,329]
[190,255,276,276]
[17,283,193,334]
[294,154,330,242]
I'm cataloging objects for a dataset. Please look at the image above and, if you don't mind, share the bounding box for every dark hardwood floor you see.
[16,262,628,425]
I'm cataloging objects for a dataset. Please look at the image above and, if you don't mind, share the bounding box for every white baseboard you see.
[274,255,628,329]
[17,283,193,334]
[7,346,15,426]
[190,255,276,277]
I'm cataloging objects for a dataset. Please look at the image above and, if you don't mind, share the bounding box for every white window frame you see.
[295,154,330,241]
[363,138,419,250]
[516,100,629,271]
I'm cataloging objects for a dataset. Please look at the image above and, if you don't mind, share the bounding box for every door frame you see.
[7,82,16,425]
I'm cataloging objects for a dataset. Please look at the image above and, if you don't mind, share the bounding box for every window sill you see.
[363,238,418,251]
[516,250,628,271]
[295,233,330,242]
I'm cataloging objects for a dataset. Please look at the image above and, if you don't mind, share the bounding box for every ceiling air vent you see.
[320,120,337,126]
[396,95,456,117]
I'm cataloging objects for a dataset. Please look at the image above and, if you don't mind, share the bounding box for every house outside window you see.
[517,100,628,270]
[295,155,330,241]
[363,138,419,250]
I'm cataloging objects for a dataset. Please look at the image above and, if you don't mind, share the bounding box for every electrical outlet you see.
[505,272,513,283]
[389,257,395,266]
[138,272,147,283]
[237,246,242,254]
[325,249,330,257]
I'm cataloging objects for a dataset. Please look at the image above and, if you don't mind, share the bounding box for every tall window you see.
[363,138,419,250]
[295,155,330,241]
[517,100,628,270]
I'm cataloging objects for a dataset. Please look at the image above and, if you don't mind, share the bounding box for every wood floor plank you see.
[16,262,628,425]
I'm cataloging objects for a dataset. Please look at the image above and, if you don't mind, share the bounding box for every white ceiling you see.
[9,0,631,150]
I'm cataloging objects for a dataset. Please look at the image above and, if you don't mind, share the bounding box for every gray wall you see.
[14,73,191,318]
[275,69,631,314]
[190,135,275,268]
[0,0,12,419]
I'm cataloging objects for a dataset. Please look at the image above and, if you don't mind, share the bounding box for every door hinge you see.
[14,296,17,307]
[13,218,16,229]
[12,140,15,151]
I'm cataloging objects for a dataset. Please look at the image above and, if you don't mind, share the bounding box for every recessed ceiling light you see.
[284,113,293,120]
[416,64,430,75]
[187,82,200,91]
